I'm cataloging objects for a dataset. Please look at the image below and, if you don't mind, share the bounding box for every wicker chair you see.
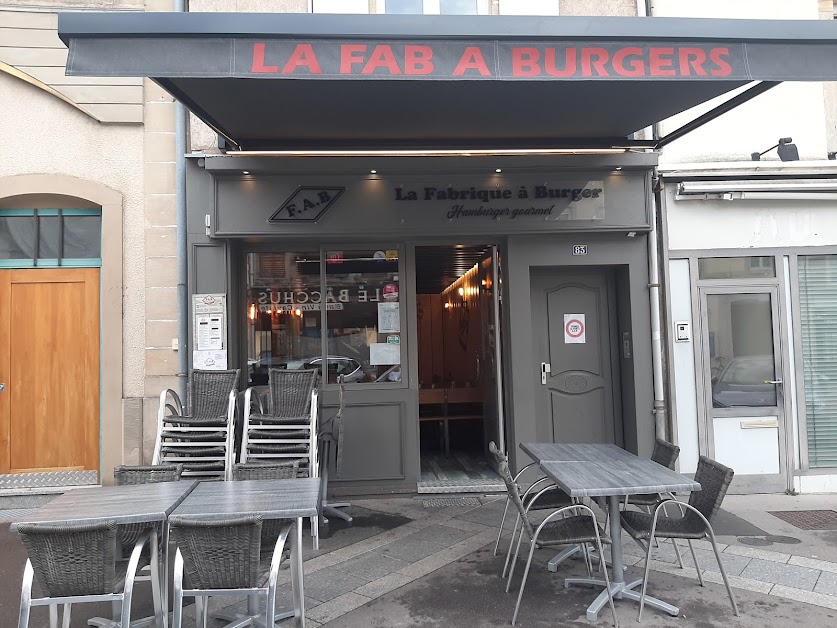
[169,515,294,628]
[112,464,182,564]
[621,439,685,568]
[487,442,572,561]
[153,369,240,480]
[242,369,320,548]
[16,520,160,628]
[620,455,739,621]
[497,459,619,627]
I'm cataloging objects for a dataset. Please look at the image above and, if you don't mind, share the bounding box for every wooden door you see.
[0,269,100,474]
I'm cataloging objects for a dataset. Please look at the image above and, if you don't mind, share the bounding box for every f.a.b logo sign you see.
[269,186,345,223]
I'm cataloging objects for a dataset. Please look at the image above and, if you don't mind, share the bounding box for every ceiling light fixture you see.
[495,168,502,173]
[242,170,250,174]
[370,169,377,174]
[227,148,629,157]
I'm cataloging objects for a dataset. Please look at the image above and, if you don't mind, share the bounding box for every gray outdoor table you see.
[11,480,198,628]
[519,442,636,572]
[539,452,700,621]
[170,478,321,628]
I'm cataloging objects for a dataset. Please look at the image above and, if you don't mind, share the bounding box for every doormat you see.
[768,510,837,530]
[421,497,482,508]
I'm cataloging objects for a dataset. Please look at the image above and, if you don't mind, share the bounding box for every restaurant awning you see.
[57,12,837,152]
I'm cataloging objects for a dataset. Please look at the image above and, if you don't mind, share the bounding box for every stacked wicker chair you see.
[241,369,319,475]
[152,369,240,480]
[242,368,320,548]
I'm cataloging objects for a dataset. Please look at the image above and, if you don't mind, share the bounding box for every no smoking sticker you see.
[564,314,586,344]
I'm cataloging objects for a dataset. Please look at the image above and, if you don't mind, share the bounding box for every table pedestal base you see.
[564,577,679,621]
[546,546,612,573]
[211,607,295,627]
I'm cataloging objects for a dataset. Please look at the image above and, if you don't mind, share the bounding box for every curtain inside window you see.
[799,255,837,468]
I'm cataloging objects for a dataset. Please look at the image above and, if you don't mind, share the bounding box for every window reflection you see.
[707,293,777,408]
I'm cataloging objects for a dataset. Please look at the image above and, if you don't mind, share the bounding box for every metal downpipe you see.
[175,0,188,401]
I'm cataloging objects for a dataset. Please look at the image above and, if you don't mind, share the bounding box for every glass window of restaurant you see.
[245,247,405,388]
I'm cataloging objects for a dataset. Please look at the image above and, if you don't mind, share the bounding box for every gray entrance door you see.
[530,268,620,445]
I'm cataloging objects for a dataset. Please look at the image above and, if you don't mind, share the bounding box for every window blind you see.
[799,255,837,468]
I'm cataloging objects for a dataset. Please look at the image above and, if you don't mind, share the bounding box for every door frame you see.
[695,281,793,493]
[529,265,623,448]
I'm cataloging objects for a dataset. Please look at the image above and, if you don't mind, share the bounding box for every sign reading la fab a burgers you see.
[242,40,745,80]
[394,182,605,222]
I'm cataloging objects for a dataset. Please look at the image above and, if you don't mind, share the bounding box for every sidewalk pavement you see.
[1,491,836,627]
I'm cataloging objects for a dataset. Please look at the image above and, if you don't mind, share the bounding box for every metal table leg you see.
[292,517,306,628]
[564,495,680,621]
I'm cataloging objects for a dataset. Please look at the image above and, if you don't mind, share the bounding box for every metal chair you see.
[319,374,353,524]
[622,439,685,569]
[233,461,300,551]
[169,514,294,628]
[112,464,182,563]
[153,369,240,480]
[487,442,572,560]
[497,459,619,627]
[242,368,320,548]
[620,455,739,621]
[16,520,160,628]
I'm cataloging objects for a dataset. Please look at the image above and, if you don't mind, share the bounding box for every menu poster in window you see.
[370,342,400,365]
[378,302,400,333]
[193,350,228,370]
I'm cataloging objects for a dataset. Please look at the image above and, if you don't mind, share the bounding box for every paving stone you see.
[303,567,371,603]
[702,570,774,594]
[453,505,508,528]
[353,572,414,599]
[304,591,372,624]
[375,537,449,562]
[396,549,459,579]
[336,551,411,580]
[740,558,821,591]
[724,544,791,564]
[678,546,753,577]
[789,554,837,575]
[770,584,837,611]
[813,570,837,597]
[402,523,476,546]
[436,516,493,532]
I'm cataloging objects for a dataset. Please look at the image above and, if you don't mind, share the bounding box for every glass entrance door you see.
[699,287,789,492]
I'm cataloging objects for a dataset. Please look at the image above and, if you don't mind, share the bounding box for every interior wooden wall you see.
[417,264,483,389]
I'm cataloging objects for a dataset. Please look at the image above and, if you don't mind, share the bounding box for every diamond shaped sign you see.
[269,186,345,223]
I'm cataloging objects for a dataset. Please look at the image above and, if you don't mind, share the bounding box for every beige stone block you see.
[144,102,176,133]
[144,375,183,399]
[145,0,176,12]
[145,287,178,320]
[146,348,179,376]
[146,319,178,349]
[145,226,177,257]
[189,114,219,152]
[122,397,143,466]
[305,593,371,625]
[144,161,176,195]
[145,194,176,227]
[236,0,308,12]
[144,80,175,104]
[190,0,237,11]
[144,132,176,164]
[560,0,636,16]
[146,256,178,288]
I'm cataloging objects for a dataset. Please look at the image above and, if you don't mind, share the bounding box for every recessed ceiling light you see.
[614,166,623,171]
[370,169,377,174]
[242,170,250,175]
[495,168,502,173]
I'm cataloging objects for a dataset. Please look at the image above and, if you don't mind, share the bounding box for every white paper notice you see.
[370,342,400,365]
[563,314,586,344]
[196,314,224,350]
[377,302,400,333]
[193,350,228,370]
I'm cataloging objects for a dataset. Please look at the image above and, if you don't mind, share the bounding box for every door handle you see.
[541,363,551,385]
[0,383,5,392]
[763,380,783,385]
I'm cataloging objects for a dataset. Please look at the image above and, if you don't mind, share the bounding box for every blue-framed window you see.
[0,208,102,268]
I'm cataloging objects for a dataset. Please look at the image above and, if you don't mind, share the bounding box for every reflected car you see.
[250,355,365,384]
[711,355,777,408]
